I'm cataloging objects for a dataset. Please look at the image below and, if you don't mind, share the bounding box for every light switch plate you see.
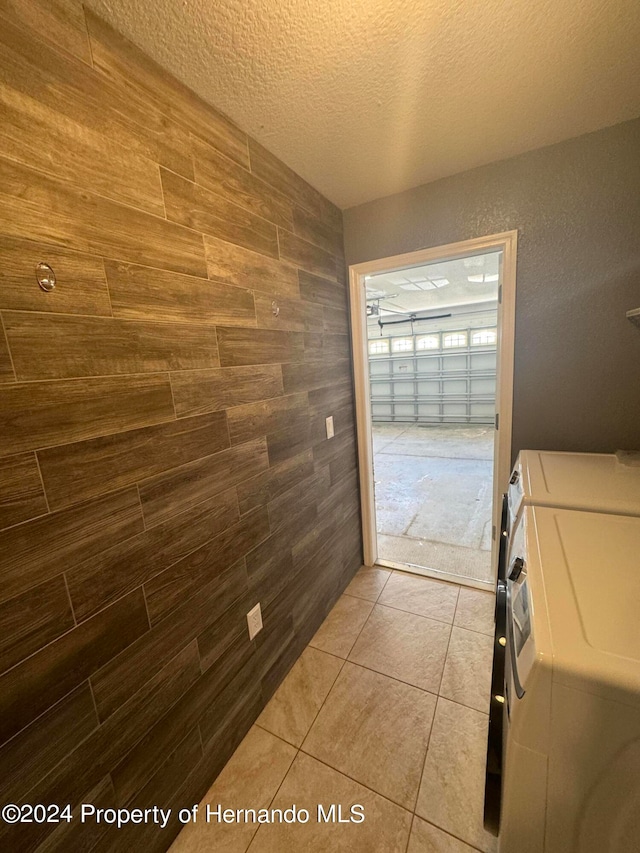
[246,603,263,640]
[325,416,335,439]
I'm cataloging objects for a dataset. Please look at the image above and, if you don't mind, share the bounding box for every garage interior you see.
[366,251,501,585]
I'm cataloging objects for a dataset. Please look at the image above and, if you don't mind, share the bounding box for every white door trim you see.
[348,230,518,584]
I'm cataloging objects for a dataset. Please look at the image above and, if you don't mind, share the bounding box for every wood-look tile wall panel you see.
[0,15,194,180]
[138,438,269,528]
[192,135,293,231]
[161,168,279,260]
[278,228,338,280]
[226,392,308,446]
[236,448,315,516]
[0,157,206,277]
[105,260,257,327]
[0,451,48,529]
[0,487,144,605]
[0,237,112,316]
[67,489,240,623]
[204,234,300,299]
[0,0,91,63]
[170,365,283,418]
[38,411,230,511]
[0,682,98,806]
[0,84,166,216]
[0,6,360,851]
[254,290,324,332]
[0,324,14,384]
[3,311,220,381]
[293,205,345,257]
[0,589,148,744]
[0,576,74,674]
[248,138,343,232]
[84,9,249,170]
[0,374,175,458]
[217,327,305,366]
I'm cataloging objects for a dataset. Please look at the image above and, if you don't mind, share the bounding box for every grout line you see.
[62,571,78,627]
[0,311,18,382]
[33,451,51,515]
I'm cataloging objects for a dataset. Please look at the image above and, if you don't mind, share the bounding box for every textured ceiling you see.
[88,0,640,208]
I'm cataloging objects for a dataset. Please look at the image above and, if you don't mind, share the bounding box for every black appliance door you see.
[484,577,507,836]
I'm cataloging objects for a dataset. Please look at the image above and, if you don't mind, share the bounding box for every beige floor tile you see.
[309,594,374,658]
[170,726,296,853]
[378,572,459,623]
[257,646,343,747]
[348,604,450,692]
[302,662,436,809]
[247,752,412,852]
[439,627,493,713]
[416,699,497,853]
[408,817,480,852]
[454,588,495,636]
[345,565,391,602]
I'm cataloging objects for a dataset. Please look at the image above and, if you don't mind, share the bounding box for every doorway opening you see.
[349,233,517,590]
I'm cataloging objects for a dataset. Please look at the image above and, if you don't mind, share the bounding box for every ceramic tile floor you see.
[170,567,497,853]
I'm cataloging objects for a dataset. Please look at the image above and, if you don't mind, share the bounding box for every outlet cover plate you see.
[247,603,263,640]
[325,416,335,439]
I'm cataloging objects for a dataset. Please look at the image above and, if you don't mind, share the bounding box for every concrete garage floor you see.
[373,424,494,584]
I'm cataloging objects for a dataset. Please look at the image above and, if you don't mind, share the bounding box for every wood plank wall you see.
[0,3,362,850]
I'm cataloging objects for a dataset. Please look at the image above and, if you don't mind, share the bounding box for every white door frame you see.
[348,230,518,587]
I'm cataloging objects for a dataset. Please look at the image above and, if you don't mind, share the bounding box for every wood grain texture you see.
[0,0,92,63]
[0,682,98,805]
[0,236,112,316]
[109,727,203,841]
[323,304,350,334]
[226,392,308,446]
[236,448,315,515]
[0,451,48,530]
[36,775,116,853]
[105,260,256,327]
[85,8,249,169]
[66,489,239,622]
[293,205,344,257]
[138,437,269,528]
[193,135,293,229]
[254,290,323,332]
[170,364,283,418]
[0,156,206,277]
[144,511,260,623]
[0,588,148,745]
[0,575,74,674]
[0,641,201,852]
[282,358,352,394]
[0,487,143,606]
[0,324,14,384]
[0,83,165,216]
[3,311,220,381]
[162,169,279,260]
[278,229,337,280]
[38,411,230,511]
[0,17,194,180]
[0,373,175,459]
[204,234,300,299]
[0,7,359,849]
[248,139,342,231]
[91,575,248,720]
[217,327,304,366]
[299,268,347,308]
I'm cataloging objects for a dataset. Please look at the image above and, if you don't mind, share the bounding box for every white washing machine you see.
[491,505,640,852]
[497,451,640,582]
